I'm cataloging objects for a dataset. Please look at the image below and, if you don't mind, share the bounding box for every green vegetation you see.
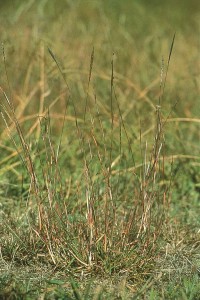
[0,0,199,299]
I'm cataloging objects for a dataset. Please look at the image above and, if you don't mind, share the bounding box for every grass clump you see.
[1,44,169,274]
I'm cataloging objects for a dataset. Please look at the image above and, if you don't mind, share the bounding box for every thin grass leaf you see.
[71,279,82,300]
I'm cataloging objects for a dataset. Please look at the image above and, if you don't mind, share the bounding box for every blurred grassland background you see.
[0,0,200,299]
[0,0,199,139]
